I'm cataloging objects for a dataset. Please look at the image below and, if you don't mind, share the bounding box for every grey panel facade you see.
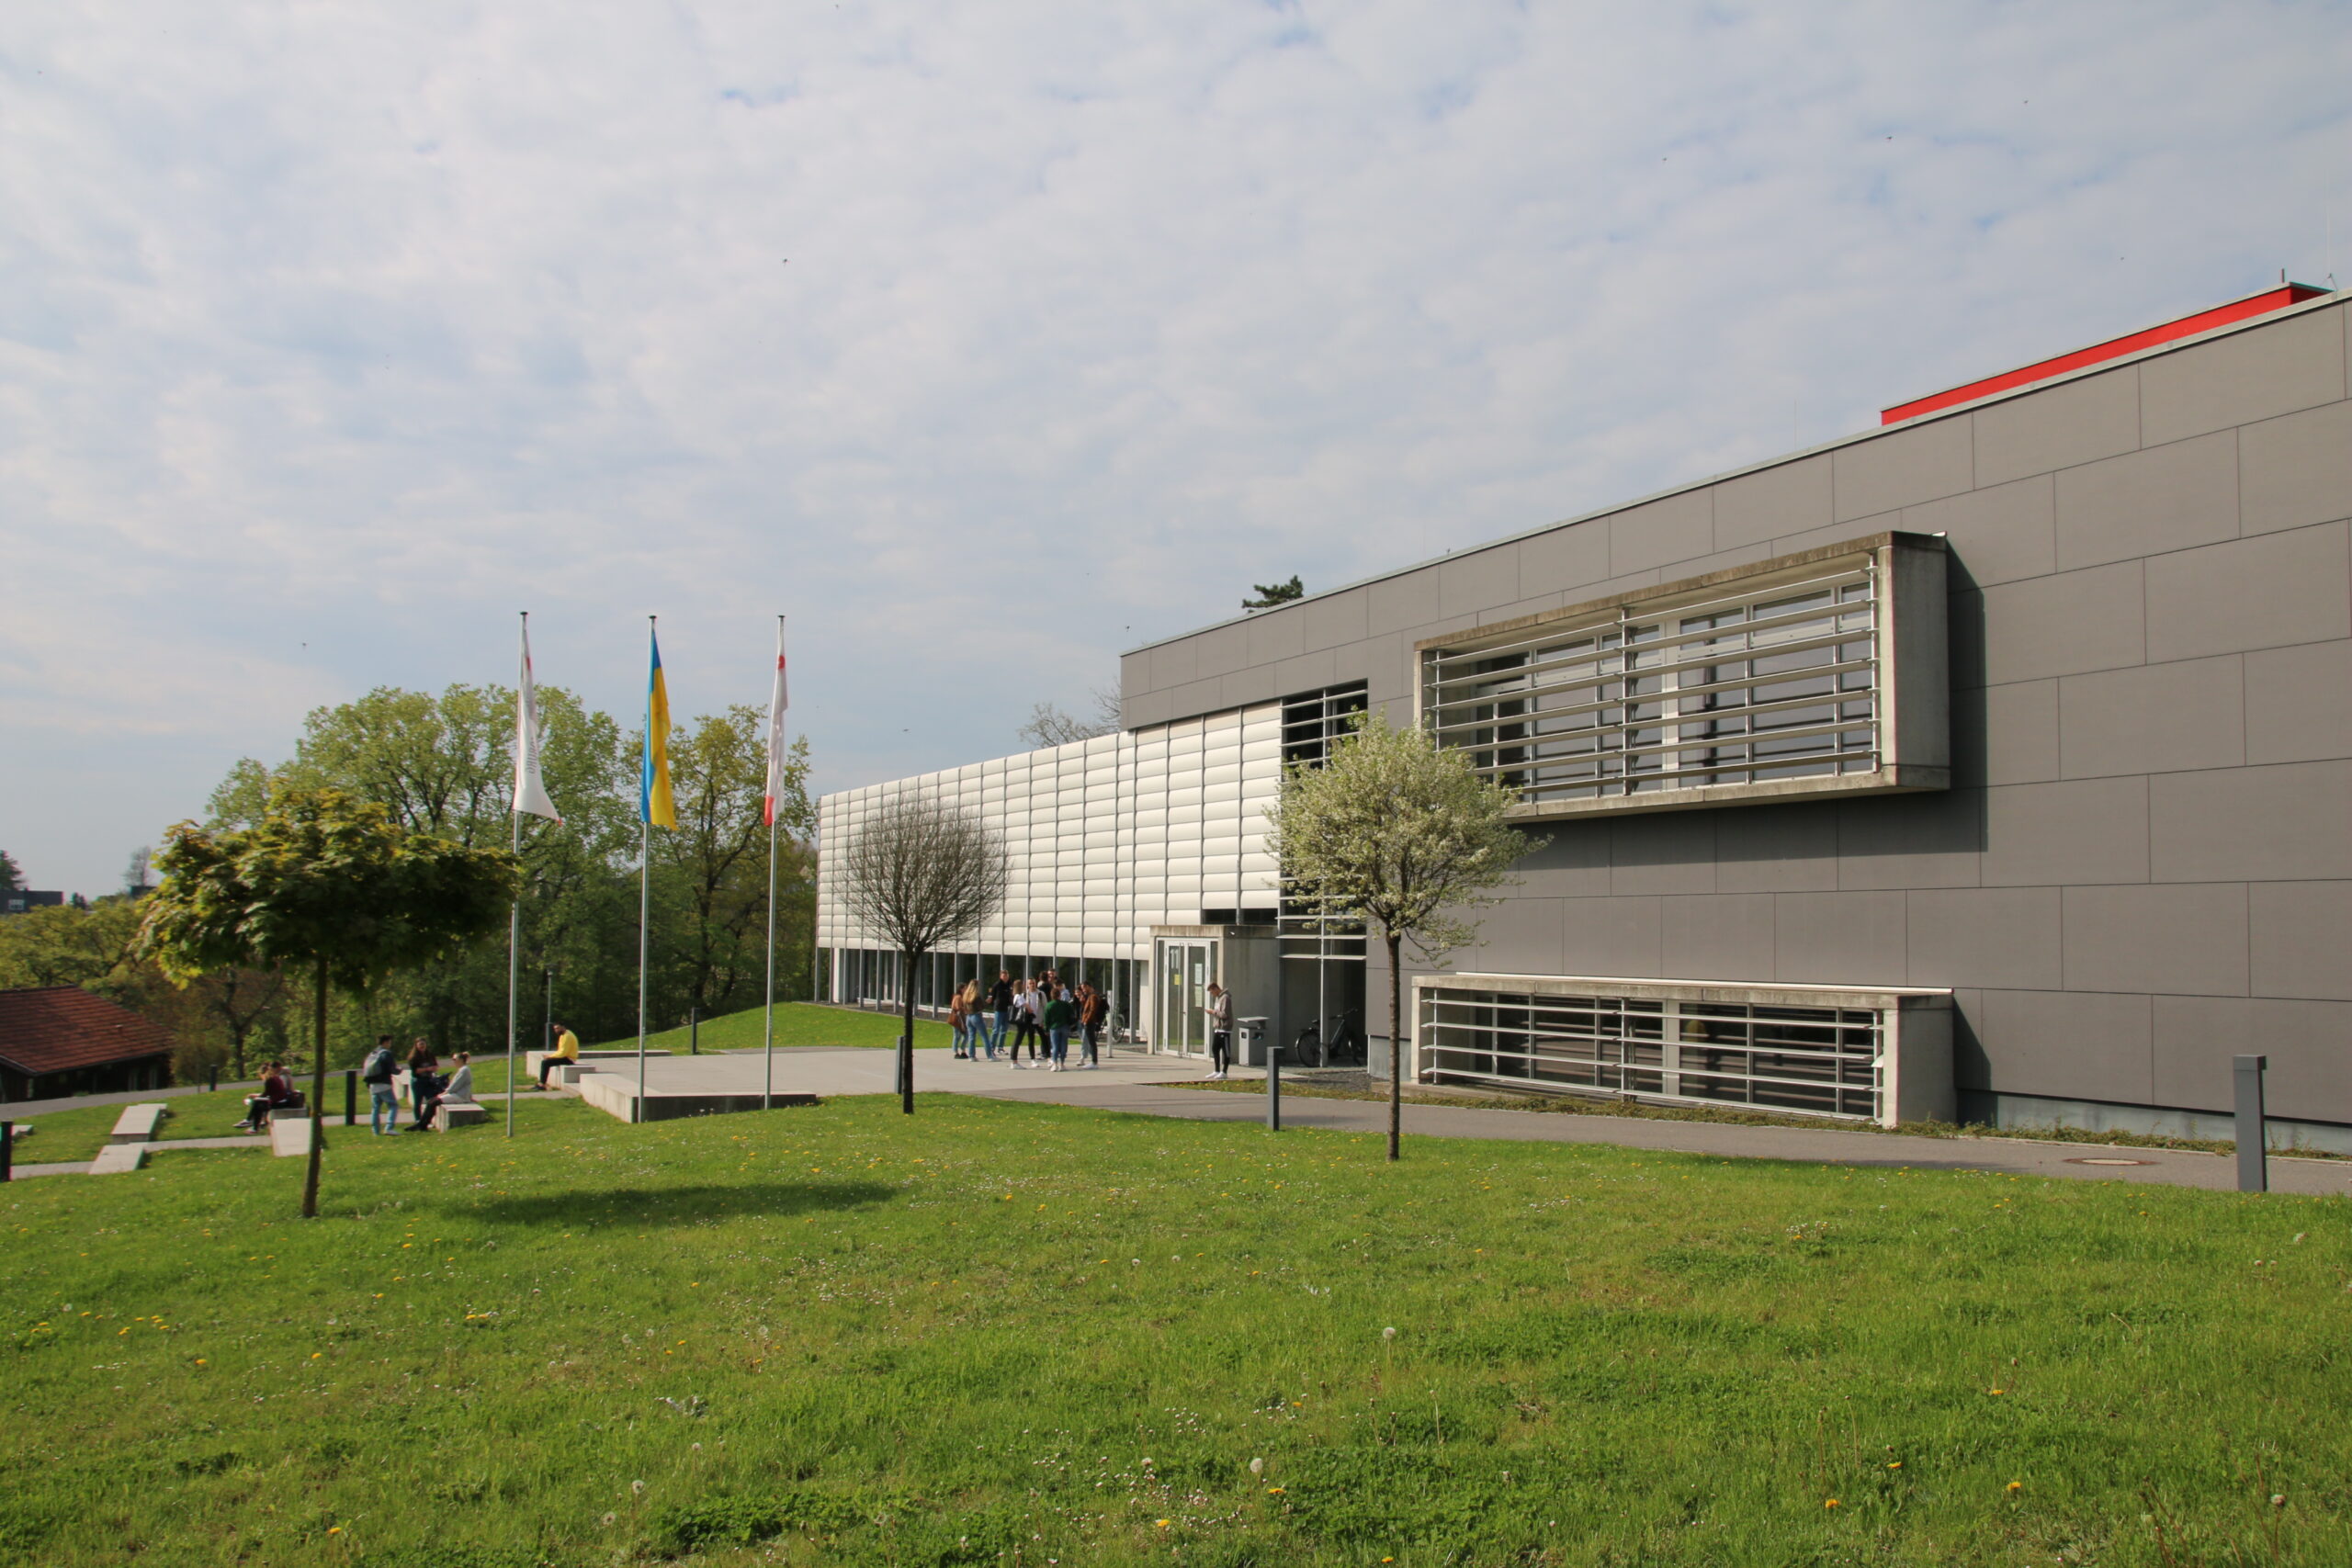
[1115,293,2352,1135]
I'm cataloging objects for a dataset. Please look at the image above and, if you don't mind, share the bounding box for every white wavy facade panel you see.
[815,704,1283,962]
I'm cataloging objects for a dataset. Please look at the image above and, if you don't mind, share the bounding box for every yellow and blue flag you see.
[641,623,676,829]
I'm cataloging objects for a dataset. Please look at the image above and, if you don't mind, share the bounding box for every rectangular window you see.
[1419,533,1947,818]
[1415,973,1953,1127]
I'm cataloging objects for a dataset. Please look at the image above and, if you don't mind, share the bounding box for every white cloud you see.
[2,0,2347,892]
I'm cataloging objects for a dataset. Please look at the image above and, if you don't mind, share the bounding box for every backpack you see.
[362,1046,395,1084]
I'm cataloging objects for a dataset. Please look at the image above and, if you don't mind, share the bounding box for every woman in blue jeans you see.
[1043,986,1076,1073]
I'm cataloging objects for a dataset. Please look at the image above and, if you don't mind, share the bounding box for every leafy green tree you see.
[656,710,815,1020]
[141,788,519,1217]
[1264,711,1537,1161]
[0,898,147,994]
[0,848,21,892]
[1242,575,1305,611]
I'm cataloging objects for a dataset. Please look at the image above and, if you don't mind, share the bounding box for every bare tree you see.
[838,793,1008,1114]
[1017,686,1122,749]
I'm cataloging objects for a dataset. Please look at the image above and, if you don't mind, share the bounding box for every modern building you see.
[818,284,2352,1148]
[0,986,178,1101]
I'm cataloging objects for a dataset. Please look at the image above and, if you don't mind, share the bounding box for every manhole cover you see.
[2064,1156,2154,1166]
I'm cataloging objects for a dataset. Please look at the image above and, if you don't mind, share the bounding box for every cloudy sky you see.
[5,1,2349,896]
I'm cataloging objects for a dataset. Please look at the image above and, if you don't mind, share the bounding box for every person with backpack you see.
[362,1034,400,1134]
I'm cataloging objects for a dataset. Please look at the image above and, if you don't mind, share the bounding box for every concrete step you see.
[108,1103,167,1144]
[89,1144,146,1175]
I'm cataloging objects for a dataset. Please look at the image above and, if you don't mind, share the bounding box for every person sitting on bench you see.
[237,1062,298,1132]
[421,1053,475,1130]
[537,1021,581,1088]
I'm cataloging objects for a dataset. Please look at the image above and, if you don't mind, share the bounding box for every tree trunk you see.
[301,953,328,1218]
[1385,930,1404,1163]
[899,947,919,1115]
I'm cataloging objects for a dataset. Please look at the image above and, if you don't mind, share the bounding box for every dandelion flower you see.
[1382,1326,1396,1342]
[1824,1498,1838,1509]
[1267,1486,1284,1495]
[2271,1494,2287,1507]
[326,1526,341,1535]
[1155,1519,1170,1529]
[631,1480,646,1495]
[2005,1481,2022,1493]
[1887,1461,1902,1470]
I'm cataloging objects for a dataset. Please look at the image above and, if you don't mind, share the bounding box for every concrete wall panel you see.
[1713,454,1832,550]
[1608,812,1718,897]
[2061,883,2249,997]
[1714,803,1840,893]
[2153,996,2352,1122]
[1608,490,1714,576]
[2140,305,2347,446]
[1834,415,1973,522]
[2143,522,2350,661]
[1298,587,1370,652]
[2053,432,2239,570]
[2244,639,2352,764]
[1439,545,1520,620]
[2248,881,2352,1000]
[1905,476,2056,590]
[1981,777,2149,887]
[1558,894,1663,976]
[1905,886,2063,991]
[1247,606,1306,667]
[1368,568,1440,637]
[1978,988,2153,1104]
[2239,399,2352,536]
[1978,680,2061,785]
[1516,519,1610,599]
[1510,828,1612,900]
[2057,655,2245,778]
[1772,892,1907,985]
[1660,894,1777,979]
[1973,367,2140,487]
[1836,789,1984,889]
[1977,562,2144,685]
[1467,897,1564,975]
[2148,761,2352,883]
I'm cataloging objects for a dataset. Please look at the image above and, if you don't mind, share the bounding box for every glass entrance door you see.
[1154,939,1216,1056]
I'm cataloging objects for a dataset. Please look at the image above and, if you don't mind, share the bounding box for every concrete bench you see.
[433,1102,489,1130]
[109,1103,167,1144]
[89,1144,147,1175]
[526,1048,670,1083]
[268,1116,314,1158]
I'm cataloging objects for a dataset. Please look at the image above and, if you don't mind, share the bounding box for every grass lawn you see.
[3,1096,2346,1567]
[595,1001,955,1056]
[5,1096,271,1166]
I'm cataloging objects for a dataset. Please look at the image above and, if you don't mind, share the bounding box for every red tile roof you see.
[0,987,179,1077]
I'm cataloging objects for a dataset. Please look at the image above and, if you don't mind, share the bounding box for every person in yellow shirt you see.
[537,1021,582,1089]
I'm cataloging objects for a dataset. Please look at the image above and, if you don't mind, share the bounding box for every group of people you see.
[949,970,1110,1071]
[234,1035,476,1134]
[360,1035,475,1133]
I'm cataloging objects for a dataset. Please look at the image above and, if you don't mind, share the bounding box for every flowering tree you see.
[139,788,518,1216]
[1265,711,1537,1160]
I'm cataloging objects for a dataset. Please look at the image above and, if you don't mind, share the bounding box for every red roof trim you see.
[1882,285,2330,425]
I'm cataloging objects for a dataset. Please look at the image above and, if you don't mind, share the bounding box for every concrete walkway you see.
[557,1046,2352,1197]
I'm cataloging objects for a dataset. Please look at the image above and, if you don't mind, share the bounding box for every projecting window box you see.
[1417,532,1949,819]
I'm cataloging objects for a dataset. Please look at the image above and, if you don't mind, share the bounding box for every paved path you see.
[564,1047,2352,1197]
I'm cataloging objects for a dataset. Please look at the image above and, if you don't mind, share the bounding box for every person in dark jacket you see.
[1078,983,1109,1067]
[361,1034,400,1134]
[404,1039,441,1130]
[237,1062,299,1132]
[1043,985,1077,1072]
[987,971,1014,1061]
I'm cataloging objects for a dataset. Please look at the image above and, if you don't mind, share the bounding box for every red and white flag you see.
[763,616,790,826]
[514,614,562,822]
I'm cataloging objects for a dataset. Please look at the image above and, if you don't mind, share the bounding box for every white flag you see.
[763,617,790,827]
[514,615,562,822]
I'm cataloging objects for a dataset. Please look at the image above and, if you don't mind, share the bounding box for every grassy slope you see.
[2,1096,2346,1567]
[594,1001,954,1056]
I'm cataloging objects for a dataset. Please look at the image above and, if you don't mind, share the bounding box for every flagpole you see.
[504,611,533,1139]
[637,615,654,1126]
[763,615,784,1110]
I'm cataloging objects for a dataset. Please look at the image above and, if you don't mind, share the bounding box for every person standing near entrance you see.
[1043,984,1076,1072]
[988,971,1015,1061]
[1206,981,1234,1080]
[1078,982,1108,1066]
